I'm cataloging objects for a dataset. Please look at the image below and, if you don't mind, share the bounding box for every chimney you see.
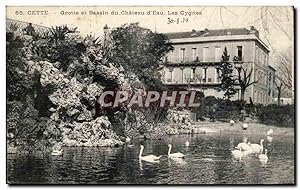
[201,28,209,36]
[190,29,197,36]
[249,26,259,37]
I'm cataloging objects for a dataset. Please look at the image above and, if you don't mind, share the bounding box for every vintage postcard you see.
[6,6,295,185]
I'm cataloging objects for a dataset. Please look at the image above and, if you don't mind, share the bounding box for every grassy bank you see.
[191,121,294,136]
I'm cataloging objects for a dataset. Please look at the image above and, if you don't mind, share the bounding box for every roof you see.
[165,27,270,52]
[165,28,251,39]
[268,65,276,71]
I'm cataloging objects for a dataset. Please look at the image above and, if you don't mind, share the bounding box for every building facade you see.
[163,27,276,104]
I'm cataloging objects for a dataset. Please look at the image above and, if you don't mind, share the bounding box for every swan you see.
[230,120,235,126]
[185,141,190,147]
[258,149,268,163]
[267,129,274,136]
[242,149,253,157]
[242,123,248,130]
[249,139,264,154]
[139,145,162,163]
[267,135,273,143]
[236,142,252,151]
[51,149,63,156]
[168,144,185,158]
[232,147,243,161]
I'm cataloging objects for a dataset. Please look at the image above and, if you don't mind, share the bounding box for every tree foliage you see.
[218,47,237,99]
[108,23,174,89]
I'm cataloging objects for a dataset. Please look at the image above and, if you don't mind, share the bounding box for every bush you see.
[194,96,245,121]
[256,104,294,127]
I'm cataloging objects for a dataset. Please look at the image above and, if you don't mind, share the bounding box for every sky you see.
[6,6,294,65]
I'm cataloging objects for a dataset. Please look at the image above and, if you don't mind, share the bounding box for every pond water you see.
[7,132,294,184]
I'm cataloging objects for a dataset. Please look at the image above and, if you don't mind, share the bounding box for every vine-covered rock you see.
[62,116,123,147]
[27,59,124,147]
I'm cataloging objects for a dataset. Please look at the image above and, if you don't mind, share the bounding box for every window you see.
[202,67,207,82]
[192,48,197,61]
[237,46,243,61]
[191,68,196,81]
[258,50,263,63]
[215,46,221,62]
[170,50,175,62]
[180,48,185,62]
[203,47,209,62]
[215,68,220,83]
[164,56,168,62]
[167,68,173,82]
[255,47,258,62]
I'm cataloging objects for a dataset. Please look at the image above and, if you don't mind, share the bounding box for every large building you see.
[163,26,276,104]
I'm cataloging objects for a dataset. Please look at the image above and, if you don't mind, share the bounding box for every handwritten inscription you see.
[167,17,189,24]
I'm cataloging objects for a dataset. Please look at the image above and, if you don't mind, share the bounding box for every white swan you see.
[258,149,268,163]
[236,142,252,151]
[230,120,235,126]
[249,139,264,154]
[267,129,274,136]
[139,145,162,163]
[242,123,248,130]
[242,149,253,157]
[267,135,273,143]
[232,147,243,161]
[51,149,63,156]
[185,141,190,147]
[168,144,185,158]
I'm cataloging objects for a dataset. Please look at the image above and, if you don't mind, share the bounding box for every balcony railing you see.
[164,79,222,85]
[164,60,222,67]
[164,56,245,67]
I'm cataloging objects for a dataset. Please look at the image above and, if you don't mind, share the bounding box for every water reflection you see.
[7,132,294,184]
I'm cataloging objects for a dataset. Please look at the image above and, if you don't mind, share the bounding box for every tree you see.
[218,47,237,99]
[274,48,293,90]
[274,76,286,106]
[184,73,193,90]
[234,58,258,101]
[108,23,174,89]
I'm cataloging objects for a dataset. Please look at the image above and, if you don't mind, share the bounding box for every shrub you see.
[256,104,294,127]
[194,96,245,121]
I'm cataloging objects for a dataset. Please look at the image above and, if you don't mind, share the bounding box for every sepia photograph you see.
[6,6,295,185]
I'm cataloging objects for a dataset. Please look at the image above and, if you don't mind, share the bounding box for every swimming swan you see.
[267,135,273,143]
[267,129,274,136]
[250,139,264,154]
[231,147,243,161]
[242,123,249,130]
[139,145,162,163]
[258,149,268,163]
[168,144,185,158]
[185,141,190,147]
[236,142,252,151]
